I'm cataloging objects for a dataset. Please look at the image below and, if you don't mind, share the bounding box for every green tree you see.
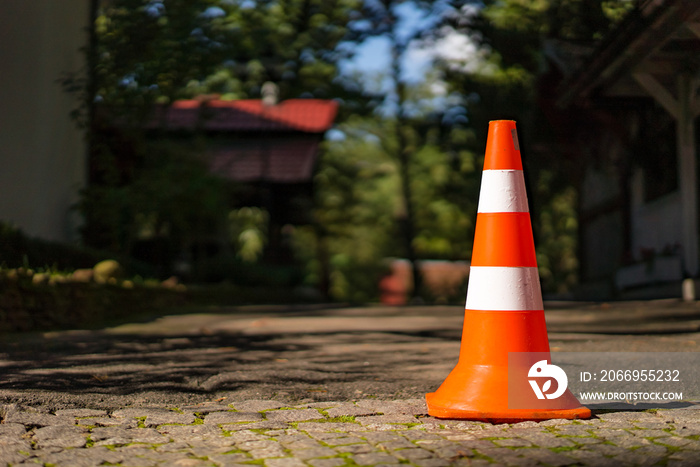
[436,0,633,292]
[341,0,475,299]
[70,0,368,274]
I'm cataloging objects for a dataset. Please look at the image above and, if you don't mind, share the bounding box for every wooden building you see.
[552,0,700,298]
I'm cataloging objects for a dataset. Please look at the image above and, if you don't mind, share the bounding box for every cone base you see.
[426,391,590,422]
[426,361,591,422]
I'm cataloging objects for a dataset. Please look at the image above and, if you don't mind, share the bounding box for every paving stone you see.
[355,399,427,416]
[537,418,575,427]
[668,449,700,463]
[449,439,496,451]
[0,423,27,436]
[232,400,286,412]
[564,449,617,465]
[264,457,307,467]
[157,423,225,441]
[322,435,366,446]
[451,459,492,467]
[131,428,171,444]
[33,424,88,448]
[666,409,700,424]
[0,438,32,452]
[570,436,604,445]
[307,459,346,467]
[116,444,157,456]
[77,416,126,427]
[656,436,696,447]
[401,430,445,441]
[0,446,30,465]
[361,432,408,444]
[297,422,364,432]
[554,425,595,436]
[54,408,107,418]
[596,412,663,423]
[305,431,344,441]
[289,447,337,459]
[39,446,125,467]
[172,459,213,466]
[249,447,287,459]
[423,442,474,459]
[410,458,453,467]
[632,420,675,429]
[223,420,290,431]
[437,420,489,430]
[90,426,168,445]
[3,411,74,427]
[236,439,279,451]
[392,447,436,461]
[675,427,700,437]
[111,408,196,426]
[510,421,540,429]
[180,403,235,414]
[334,443,373,454]
[516,447,578,466]
[205,411,264,424]
[236,440,286,459]
[588,427,631,440]
[119,457,158,467]
[353,452,400,465]
[668,460,700,467]
[587,443,629,457]
[376,437,415,450]
[473,448,535,466]
[207,452,251,465]
[613,450,666,466]
[630,428,672,438]
[634,444,670,456]
[492,437,533,447]
[188,442,239,456]
[325,403,379,418]
[265,408,325,423]
[613,435,653,449]
[511,432,577,448]
[355,414,419,426]
[276,434,323,449]
[156,441,191,452]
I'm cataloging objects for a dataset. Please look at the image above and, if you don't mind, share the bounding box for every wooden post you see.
[633,71,699,276]
[676,73,698,276]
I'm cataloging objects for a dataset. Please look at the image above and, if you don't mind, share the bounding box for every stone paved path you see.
[1,302,700,466]
[2,399,700,466]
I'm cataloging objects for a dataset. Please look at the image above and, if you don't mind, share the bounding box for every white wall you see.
[0,1,89,242]
[629,168,683,259]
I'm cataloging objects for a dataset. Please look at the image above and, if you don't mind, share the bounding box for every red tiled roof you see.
[209,137,319,183]
[149,98,338,133]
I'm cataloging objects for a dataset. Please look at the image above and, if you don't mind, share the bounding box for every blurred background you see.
[2,0,698,312]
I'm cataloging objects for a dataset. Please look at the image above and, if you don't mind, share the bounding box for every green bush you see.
[0,222,154,277]
[0,268,185,333]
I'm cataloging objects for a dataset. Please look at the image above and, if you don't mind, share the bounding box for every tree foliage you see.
[68,0,637,296]
[436,0,633,292]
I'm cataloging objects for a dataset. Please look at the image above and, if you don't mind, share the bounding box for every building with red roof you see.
[143,96,339,265]
[147,98,338,186]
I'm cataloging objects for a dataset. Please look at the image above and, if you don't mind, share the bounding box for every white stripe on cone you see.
[466,266,543,311]
[477,170,529,213]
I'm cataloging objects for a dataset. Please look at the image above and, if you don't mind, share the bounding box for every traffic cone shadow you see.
[425,120,590,422]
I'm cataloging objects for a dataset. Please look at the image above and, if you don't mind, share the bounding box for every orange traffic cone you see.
[426,120,590,422]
